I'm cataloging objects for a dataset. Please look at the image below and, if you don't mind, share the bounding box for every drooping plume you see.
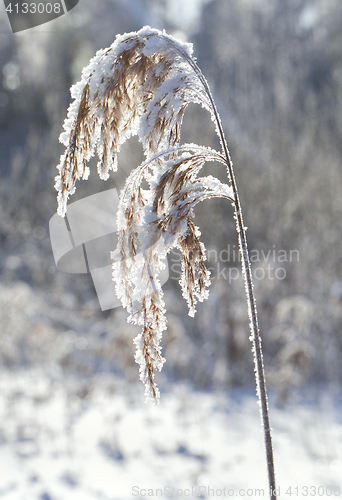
[55,26,219,216]
[55,26,234,403]
[55,25,278,498]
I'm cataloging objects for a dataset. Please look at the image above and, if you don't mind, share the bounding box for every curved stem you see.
[231,172,277,500]
[170,38,277,499]
[217,102,277,500]
[219,111,277,500]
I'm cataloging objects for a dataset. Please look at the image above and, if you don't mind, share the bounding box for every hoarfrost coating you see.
[55,26,212,218]
[55,27,235,403]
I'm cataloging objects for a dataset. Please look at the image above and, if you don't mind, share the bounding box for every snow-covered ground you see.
[0,371,341,499]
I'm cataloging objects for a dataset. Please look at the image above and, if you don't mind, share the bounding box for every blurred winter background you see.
[1,0,342,498]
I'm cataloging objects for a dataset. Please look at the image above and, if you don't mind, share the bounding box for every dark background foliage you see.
[1,0,341,403]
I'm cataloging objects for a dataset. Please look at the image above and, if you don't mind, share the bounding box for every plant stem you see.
[163,35,277,497]
[234,187,277,500]
[192,56,277,498]
[191,56,277,498]
[221,131,277,500]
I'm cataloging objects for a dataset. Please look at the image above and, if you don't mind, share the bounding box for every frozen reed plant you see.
[55,27,277,498]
